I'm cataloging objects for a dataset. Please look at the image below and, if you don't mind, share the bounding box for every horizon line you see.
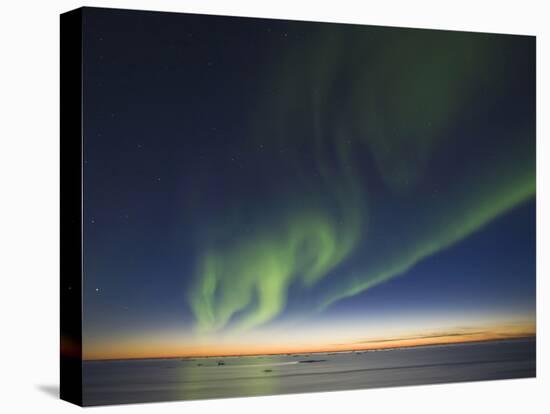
[83,334,536,362]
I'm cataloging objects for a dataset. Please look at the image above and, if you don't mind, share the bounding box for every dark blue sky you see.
[80,8,535,358]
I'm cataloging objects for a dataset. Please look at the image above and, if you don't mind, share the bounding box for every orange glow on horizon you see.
[83,320,535,361]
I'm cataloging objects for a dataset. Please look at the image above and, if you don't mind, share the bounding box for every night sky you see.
[81,8,536,359]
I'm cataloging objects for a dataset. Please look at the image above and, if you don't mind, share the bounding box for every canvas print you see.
[60,7,536,406]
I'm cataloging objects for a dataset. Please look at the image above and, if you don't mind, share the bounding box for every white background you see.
[0,0,547,412]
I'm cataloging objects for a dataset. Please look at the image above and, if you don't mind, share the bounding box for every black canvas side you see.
[60,7,83,407]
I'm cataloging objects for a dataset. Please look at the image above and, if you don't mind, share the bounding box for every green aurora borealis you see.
[188,27,535,334]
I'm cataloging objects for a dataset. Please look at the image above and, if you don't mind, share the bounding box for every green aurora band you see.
[188,27,535,334]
